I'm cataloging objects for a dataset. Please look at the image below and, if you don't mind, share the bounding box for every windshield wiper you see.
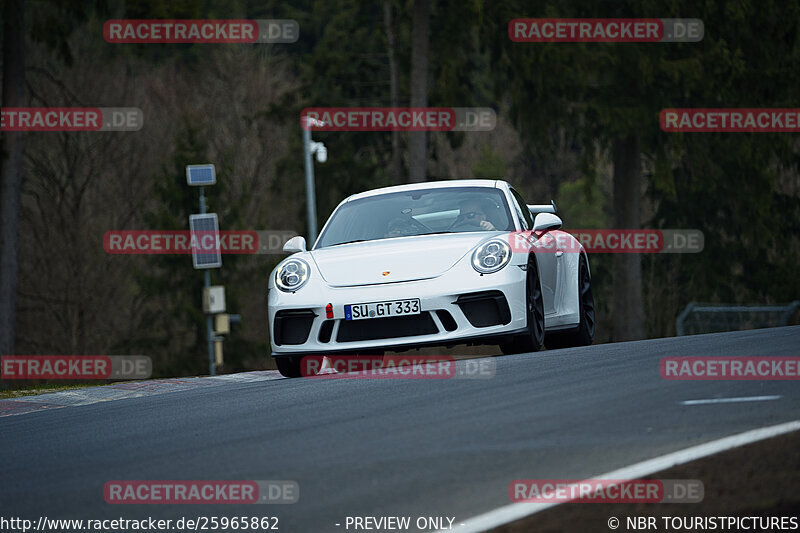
[330,239,369,246]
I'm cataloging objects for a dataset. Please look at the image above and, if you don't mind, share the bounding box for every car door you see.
[510,188,558,316]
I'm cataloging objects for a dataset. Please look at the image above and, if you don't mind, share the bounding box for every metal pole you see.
[205,271,214,376]
[303,126,318,245]
[199,187,215,376]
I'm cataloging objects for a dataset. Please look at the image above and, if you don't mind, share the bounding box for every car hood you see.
[309,232,500,287]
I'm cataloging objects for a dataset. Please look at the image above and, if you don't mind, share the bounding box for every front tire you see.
[545,255,595,349]
[500,255,545,355]
[275,356,304,378]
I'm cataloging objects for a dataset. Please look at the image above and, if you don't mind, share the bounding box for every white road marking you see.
[442,419,800,533]
[681,395,781,406]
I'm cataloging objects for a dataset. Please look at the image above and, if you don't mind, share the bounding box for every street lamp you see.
[302,117,326,245]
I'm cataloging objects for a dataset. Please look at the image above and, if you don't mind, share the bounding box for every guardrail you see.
[675,301,800,336]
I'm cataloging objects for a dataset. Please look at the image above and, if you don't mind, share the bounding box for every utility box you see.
[214,313,230,335]
[203,286,226,314]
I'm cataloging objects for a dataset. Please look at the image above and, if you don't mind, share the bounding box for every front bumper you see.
[268,259,528,355]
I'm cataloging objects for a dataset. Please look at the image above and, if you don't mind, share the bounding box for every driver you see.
[386,216,418,238]
[454,199,496,231]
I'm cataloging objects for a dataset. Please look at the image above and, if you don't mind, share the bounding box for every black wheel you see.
[500,255,545,355]
[275,355,304,378]
[545,255,595,349]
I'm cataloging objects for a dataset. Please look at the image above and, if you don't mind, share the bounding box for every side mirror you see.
[282,236,307,254]
[533,213,562,232]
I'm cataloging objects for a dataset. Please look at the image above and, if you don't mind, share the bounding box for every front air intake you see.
[273,309,316,345]
[456,291,511,328]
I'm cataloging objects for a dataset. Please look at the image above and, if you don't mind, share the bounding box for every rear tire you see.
[545,255,595,349]
[500,256,545,355]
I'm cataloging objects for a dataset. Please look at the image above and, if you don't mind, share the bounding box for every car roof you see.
[344,179,508,202]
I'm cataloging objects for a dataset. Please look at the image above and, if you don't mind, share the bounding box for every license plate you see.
[344,299,420,321]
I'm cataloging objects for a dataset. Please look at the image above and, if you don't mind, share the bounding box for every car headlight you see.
[275,259,311,292]
[472,239,512,274]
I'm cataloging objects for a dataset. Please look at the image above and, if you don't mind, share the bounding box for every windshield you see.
[315,186,514,248]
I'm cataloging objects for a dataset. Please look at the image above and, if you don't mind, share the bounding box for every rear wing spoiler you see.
[527,200,557,215]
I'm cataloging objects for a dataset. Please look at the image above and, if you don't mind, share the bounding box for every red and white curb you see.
[0,370,283,418]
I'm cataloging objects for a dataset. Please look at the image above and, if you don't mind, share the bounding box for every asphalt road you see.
[2,327,799,532]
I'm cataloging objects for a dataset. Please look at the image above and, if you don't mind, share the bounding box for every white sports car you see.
[268,179,594,377]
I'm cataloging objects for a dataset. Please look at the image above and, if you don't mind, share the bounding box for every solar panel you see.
[186,164,216,186]
[189,214,222,269]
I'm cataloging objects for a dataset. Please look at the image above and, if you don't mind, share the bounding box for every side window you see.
[510,188,534,230]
